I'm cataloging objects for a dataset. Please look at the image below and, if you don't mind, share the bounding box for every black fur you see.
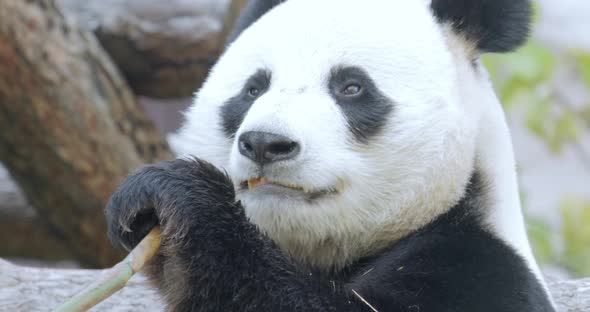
[431,0,532,53]
[226,0,286,45]
[347,172,553,311]
[220,69,271,138]
[328,66,394,143]
[106,159,555,311]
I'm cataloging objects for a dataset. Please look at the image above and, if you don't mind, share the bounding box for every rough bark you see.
[58,0,230,98]
[0,260,587,312]
[0,0,172,268]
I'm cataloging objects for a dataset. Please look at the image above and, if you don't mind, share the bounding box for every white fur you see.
[471,63,552,298]
[170,0,549,296]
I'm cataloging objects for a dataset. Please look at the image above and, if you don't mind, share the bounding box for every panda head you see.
[171,0,532,269]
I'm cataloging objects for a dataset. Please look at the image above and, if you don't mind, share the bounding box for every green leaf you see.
[531,0,542,24]
[504,41,555,83]
[560,198,590,277]
[549,110,580,153]
[525,99,551,138]
[576,53,590,89]
[483,41,556,106]
[526,215,555,264]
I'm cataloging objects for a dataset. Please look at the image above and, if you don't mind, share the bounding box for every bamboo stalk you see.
[52,227,161,312]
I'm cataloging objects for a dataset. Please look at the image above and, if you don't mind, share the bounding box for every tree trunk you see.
[0,165,74,262]
[0,212,75,263]
[0,0,172,268]
[219,0,248,46]
[0,259,587,312]
[58,0,229,98]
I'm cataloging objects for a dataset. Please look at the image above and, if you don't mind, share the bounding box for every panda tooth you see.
[248,177,268,189]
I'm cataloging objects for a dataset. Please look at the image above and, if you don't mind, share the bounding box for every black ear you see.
[226,0,287,46]
[431,0,532,53]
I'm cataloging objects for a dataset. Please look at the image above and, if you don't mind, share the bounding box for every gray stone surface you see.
[0,259,587,312]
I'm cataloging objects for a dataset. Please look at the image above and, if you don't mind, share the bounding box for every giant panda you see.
[106,0,556,311]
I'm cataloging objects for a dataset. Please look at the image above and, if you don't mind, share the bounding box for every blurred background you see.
[0,0,588,280]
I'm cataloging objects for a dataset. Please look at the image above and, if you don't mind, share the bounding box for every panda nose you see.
[238,131,301,165]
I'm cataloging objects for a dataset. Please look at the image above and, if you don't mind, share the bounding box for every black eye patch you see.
[328,66,394,143]
[220,70,272,138]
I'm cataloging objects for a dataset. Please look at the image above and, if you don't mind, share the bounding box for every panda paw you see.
[105,158,239,252]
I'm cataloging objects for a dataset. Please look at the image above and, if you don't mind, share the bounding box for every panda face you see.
[172,0,485,268]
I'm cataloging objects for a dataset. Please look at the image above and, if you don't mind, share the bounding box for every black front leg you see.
[106,158,377,312]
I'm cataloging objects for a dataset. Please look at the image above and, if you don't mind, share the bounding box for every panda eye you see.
[248,87,261,97]
[341,84,362,96]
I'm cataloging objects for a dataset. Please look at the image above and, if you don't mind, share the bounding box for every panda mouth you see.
[239,177,339,198]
